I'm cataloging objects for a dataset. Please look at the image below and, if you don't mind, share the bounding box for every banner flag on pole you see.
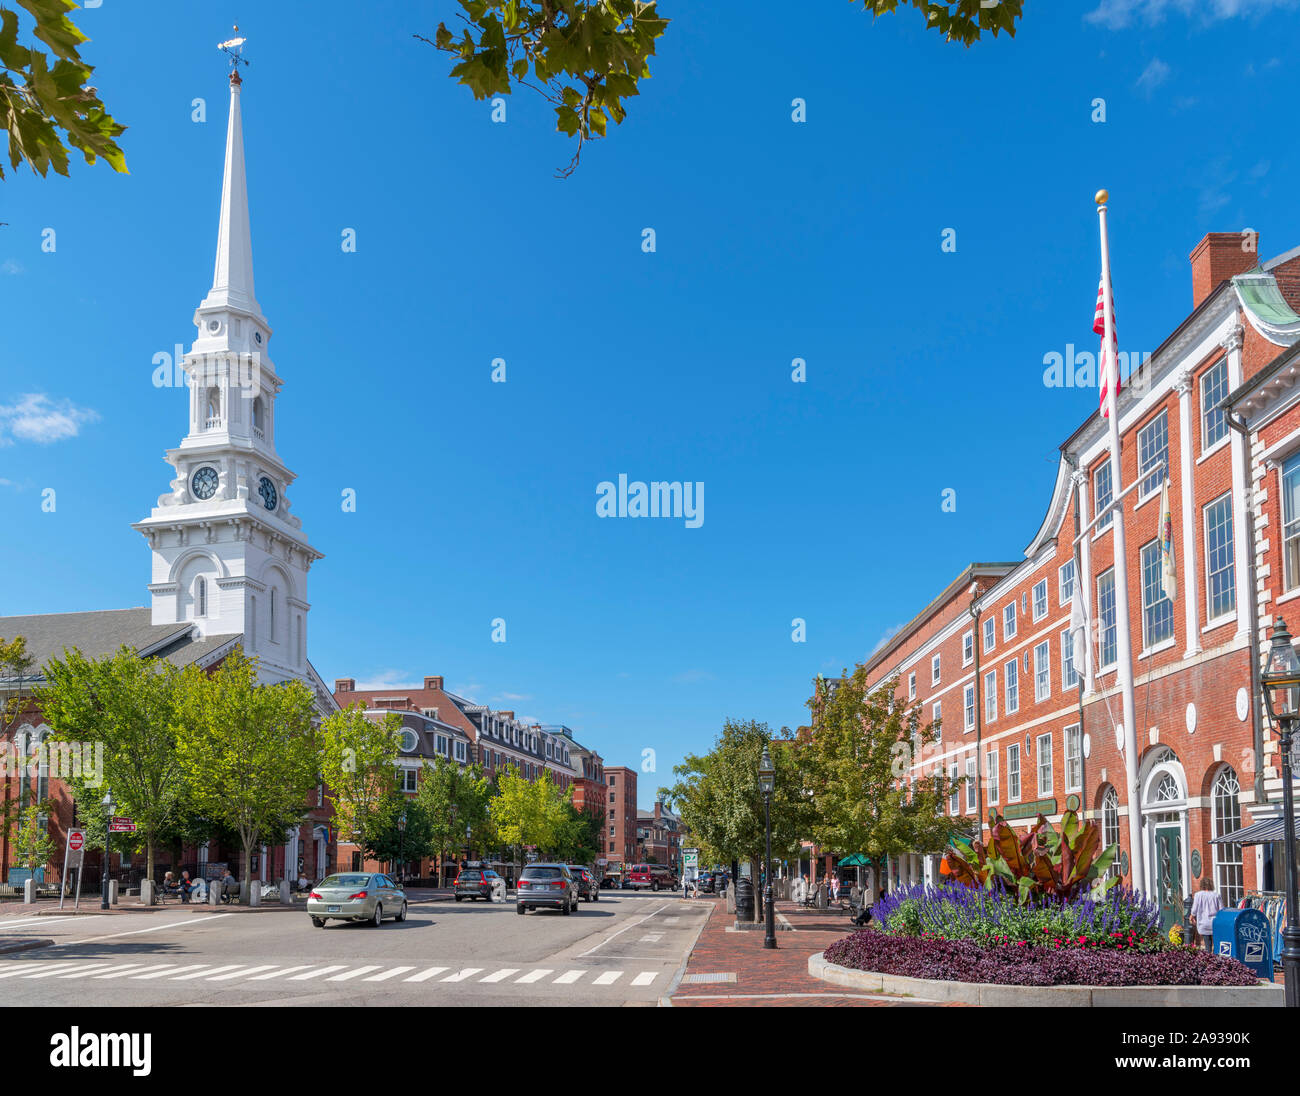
[1159,476,1177,601]
[1094,279,1120,417]
[1070,586,1088,678]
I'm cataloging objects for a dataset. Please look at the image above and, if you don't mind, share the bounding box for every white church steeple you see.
[134,67,322,686]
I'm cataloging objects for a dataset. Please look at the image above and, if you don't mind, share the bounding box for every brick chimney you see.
[424,676,443,691]
[335,678,355,692]
[1190,231,1259,309]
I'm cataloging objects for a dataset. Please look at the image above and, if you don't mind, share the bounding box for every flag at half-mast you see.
[1094,279,1120,417]
[1159,475,1177,601]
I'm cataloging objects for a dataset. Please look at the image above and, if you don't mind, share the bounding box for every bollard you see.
[249,879,261,907]
[23,878,35,904]
[140,879,155,907]
[108,880,119,906]
[279,880,291,904]
[735,878,755,922]
[208,882,220,906]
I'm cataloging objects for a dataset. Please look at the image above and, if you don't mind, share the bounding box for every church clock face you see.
[258,476,278,511]
[191,466,219,500]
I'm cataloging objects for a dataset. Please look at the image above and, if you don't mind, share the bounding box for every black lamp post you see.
[758,745,776,950]
[1261,617,1300,1008]
[397,809,408,885]
[100,791,114,910]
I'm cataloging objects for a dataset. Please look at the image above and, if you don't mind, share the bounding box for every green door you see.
[1155,826,1183,933]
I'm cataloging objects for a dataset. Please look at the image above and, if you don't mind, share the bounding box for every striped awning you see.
[1211,815,1300,846]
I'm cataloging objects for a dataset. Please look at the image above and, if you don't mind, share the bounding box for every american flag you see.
[1094,279,1120,417]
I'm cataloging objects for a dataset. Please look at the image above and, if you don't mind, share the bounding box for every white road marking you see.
[134,965,207,980]
[171,965,238,981]
[289,965,348,981]
[56,963,126,978]
[0,962,44,979]
[553,970,585,984]
[1,916,80,930]
[593,971,624,985]
[55,913,232,948]
[639,933,664,943]
[362,966,414,982]
[404,966,449,983]
[578,903,669,957]
[93,964,162,979]
[514,969,553,983]
[441,968,484,982]
[475,967,517,983]
[327,965,384,982]
[210,965,277,981]
[631,971,658,986]
[248,965,315,981]
[23,962,105,979]
[663,916,681,924]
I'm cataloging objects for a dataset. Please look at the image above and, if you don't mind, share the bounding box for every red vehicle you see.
[627,863,675,891]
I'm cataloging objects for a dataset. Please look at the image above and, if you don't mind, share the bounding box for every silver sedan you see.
[308,872,407,927]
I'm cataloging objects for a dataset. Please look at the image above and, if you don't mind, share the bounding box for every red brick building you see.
[861,232,1300,931]
[604,766,637,876]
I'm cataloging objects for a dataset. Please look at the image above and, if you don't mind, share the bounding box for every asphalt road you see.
[0,892,711,1007]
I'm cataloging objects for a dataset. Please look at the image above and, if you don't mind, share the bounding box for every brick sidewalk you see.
[667,896,962,1007]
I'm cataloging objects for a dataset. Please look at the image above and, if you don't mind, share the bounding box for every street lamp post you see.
[397,809,407,885]
[1260,617,1300,1008]
[100,791,114,910]
[758,745,776,950]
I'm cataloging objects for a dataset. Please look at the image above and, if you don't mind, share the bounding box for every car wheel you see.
[516,904,525,915]
[311,916,325,928]
[396,901,407,922]
[562,898,571,915]
[372,903,383,927]
[455,895,462,902]
[593,892,599,902]
[652,882,658,892]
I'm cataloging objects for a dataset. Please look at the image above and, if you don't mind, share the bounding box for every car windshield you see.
[320,875,369,888]
[459,872,482,880]
[524,868,562,879]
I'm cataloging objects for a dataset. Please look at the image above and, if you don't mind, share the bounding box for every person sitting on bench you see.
[219,869,240,903]
[161,872,182,902]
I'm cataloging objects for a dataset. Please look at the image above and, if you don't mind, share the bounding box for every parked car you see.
[628,863,677,891]
[308,873,407,928]
[566,865,600,902]
[600,874,621,889]
[454,866,504,901]
[516,863,578,915]
[696,871,715,894]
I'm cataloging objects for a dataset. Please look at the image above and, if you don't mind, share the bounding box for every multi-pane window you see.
[1064,724,1082,792]
[1037,733,1053,797]
[401,768,418,793]
[1034,641,1050,701]
[1102,787,1120,881]
[984,670,997,722]
[962,630,974,666]
[1032,580,1048,621]
[1212,768,1244,907]
[983,617,995,653]
[908,671,916,700]
[965,756,977,812]
[985,749,999,804]
[1003,603,1017,641]
[1059,559,1075,604]
[1004,660,1019,714]
[454,740,467,763]
[1007,744,1021,802]
[1095,462,1114,531]
[932,653,941,685]
[435,734,448,755]
[1284,454,1300,592]
[1201,358,1229,451]
[932,701,942,734]
[1097,568,1117,668]
[949,762,960,816]
[1137,409,1168,498]
[1061,629,1078,689]
[1205,493,1236,621]
[963,683,975,732]
[1140,539,1174,648]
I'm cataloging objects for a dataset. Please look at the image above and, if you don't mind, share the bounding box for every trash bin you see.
[735,878,755,921]
[1211,908,1274,981]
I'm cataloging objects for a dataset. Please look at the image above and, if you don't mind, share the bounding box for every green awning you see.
[835,854,871,866]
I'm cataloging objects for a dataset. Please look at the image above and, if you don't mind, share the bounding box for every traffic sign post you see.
[59,829,87,910]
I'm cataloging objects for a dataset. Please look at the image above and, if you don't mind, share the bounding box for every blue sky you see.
[2,0,1298,809]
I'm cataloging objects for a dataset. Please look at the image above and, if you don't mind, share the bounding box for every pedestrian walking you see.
[830,874,841,905]
[1190,876,1223,951]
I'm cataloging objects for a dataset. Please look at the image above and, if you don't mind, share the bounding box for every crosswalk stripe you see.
[95,964,169,979]
[362,966,414,982]
[593,971,623,985]
[663,916,680,924]
[289,965,347,981]
[209,965,277,981]
[479,968,520,983]
[327,966,383,982]
[514,969,552,984]
[404,966,449,983]
[24,962,105,979]
[639,933,664,943]
[553,970,585,984]
[56,964,125,978]
[441,968,484,982]
[248,965,315,981]
[171,965,234,981]
[631,971,658,986]
[134,965,207,980]
[0,962,42,979]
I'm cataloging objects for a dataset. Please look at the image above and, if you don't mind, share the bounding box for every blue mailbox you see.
[1212,908,1274,980]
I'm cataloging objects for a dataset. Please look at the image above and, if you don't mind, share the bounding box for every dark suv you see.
[454,866,503,901]
[566,865,600,902]
[696,871,715,894]
[516,863,578,915]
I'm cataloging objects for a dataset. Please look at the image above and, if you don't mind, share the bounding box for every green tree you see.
[418,0,1021,174]
[174,648,318,897]
[38,646,185,882]
[489,766,569,875]
[366,795,435,875]
[11,799,53,870]
[415,756,493,875]
[549,800,604,864]
[1,0,127,180]
[318,705,403,872]
[801,666,957,878]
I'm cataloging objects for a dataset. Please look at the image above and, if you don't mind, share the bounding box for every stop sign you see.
[68,831,85,852]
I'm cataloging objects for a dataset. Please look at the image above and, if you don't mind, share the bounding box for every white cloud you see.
[0,393,99,445]
[1,260,23,276]
[494,692,533,702]
[1136,58,1172,95]
[352,670,420,690]
[868,623,907,657]
[1088,0,1298,28]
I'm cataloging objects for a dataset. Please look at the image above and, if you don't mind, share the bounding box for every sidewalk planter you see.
[808,953,1283,1006]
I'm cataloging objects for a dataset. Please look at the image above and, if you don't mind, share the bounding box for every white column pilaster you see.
[1224,324,1251,638]
[1175,368,1202,656]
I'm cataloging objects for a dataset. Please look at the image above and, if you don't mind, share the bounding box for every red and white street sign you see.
[108,817,136,833]
[68,830,85,852]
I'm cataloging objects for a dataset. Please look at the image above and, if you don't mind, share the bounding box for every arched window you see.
[205,387,220,427]
[196,576,207,617]
[270,588,278,644]
[1212,767,1244,907]
[1101,786,1121,881]
[252,396,264,436]
[1154,773,1180,803]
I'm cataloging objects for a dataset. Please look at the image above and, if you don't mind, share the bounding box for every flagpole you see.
[1097,190,1146,895]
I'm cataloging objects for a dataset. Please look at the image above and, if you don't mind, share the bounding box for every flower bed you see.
[823,928,1259,987]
